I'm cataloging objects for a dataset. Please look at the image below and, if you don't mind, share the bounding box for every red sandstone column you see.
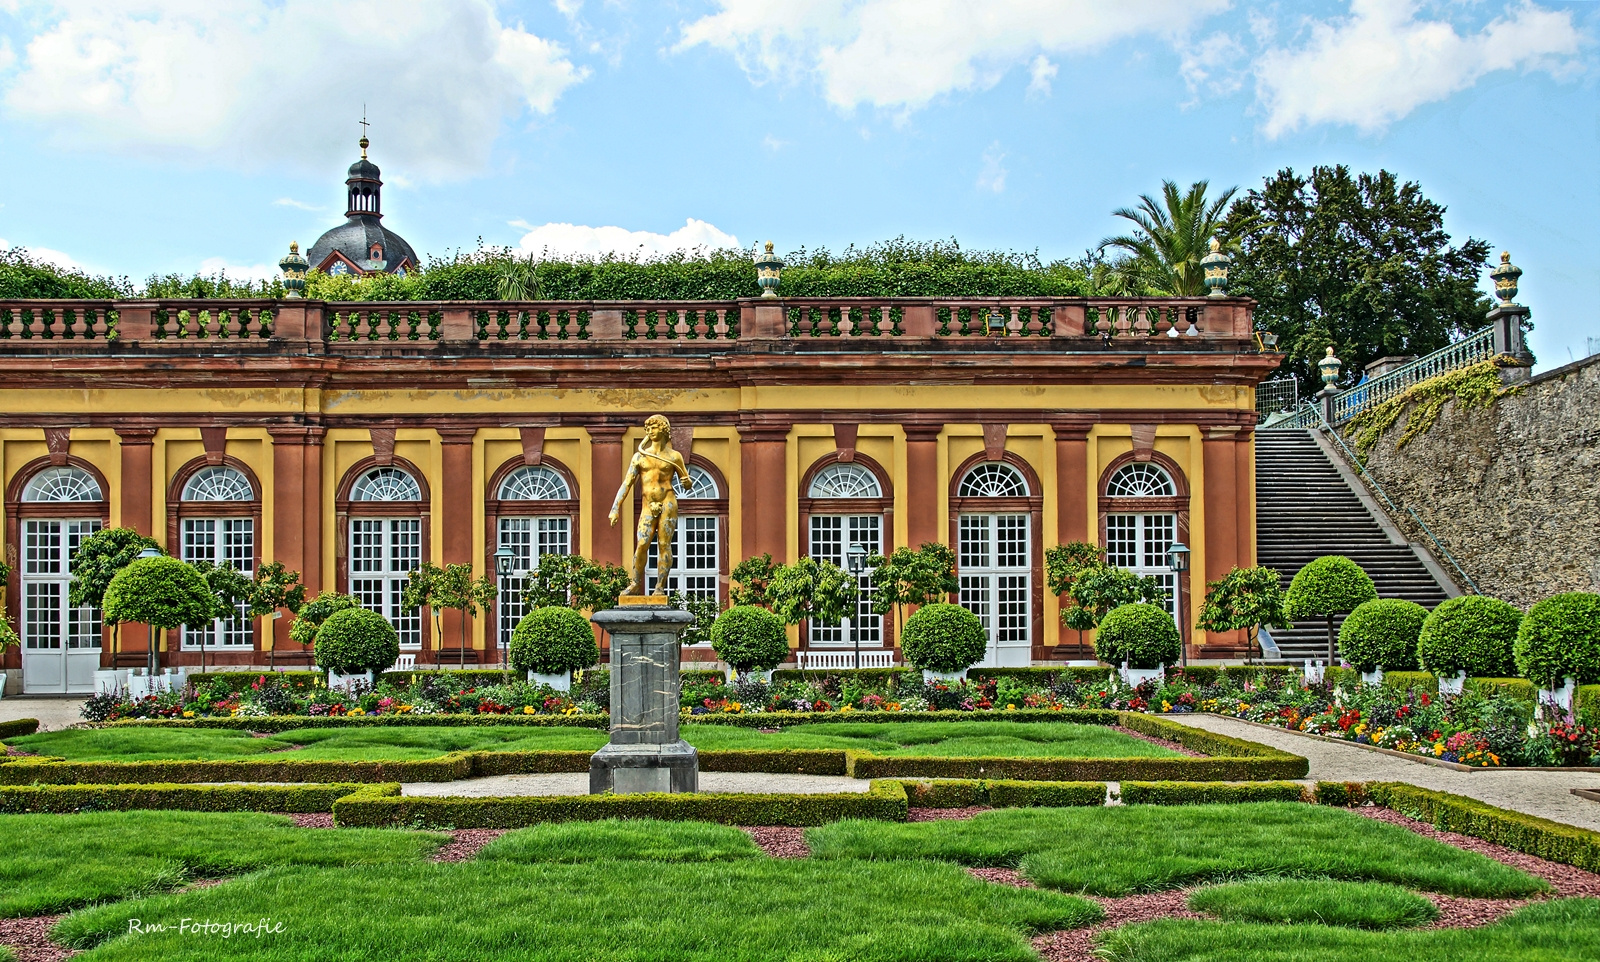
[113,429,157,667]
[437,428,477,656]
[903,425,943,550]
[1235,429,1255,569]
[267,426,325,658]
[1201,427,1244,656]
[739,424,790,563]
[587,426,627,566]
[1051,423,1091,546]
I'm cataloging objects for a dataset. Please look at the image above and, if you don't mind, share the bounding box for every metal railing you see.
[1330,327,1496,422]
[1256,377,1299,421]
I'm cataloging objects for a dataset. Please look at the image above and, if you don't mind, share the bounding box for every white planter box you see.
[1540,677,1576,715]
[1438,672,1466,696]
[0,672,7,700]
[529,671,571,692]
[94,670,123,696]
[1360,668,1385,687]
[327,670,374,692]
[1121,665,1165,688]
[922,669,966,684]
[1303,661,1325,685]
[127,674,154,699]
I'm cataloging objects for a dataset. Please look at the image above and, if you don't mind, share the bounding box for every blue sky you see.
[0,0,1595,369]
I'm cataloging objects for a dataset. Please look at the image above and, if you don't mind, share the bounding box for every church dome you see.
[306,136,418,277]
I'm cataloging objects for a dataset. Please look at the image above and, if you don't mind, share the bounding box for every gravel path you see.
[0,697,85,733]
[1161,713,1600,831]
[742,827,809,858]
[0,917,74,962]
[432,829,509,862]
[401,771,871,797]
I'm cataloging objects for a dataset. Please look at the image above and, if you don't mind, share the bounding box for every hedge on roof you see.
[1514,592,1600,688]
[898,603,989,674]
[0,782,392,814]
[1337,598,1427,672]
[1417,596,1522,678]
[508,606,598,676]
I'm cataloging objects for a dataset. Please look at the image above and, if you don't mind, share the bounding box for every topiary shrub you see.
[1284,555,1378,661]
[1337,599,1426,673]
[1094,603,1180,670]
[899,603,988,674]
[102,557,217,630]
[313,608,400,677]
[1515,592,1600,689]
[509,606,598,676]
[1417,596,1522,678]
[710,605,789,673]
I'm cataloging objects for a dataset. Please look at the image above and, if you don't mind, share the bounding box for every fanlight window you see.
[498,466,570,501]
[958,462,1029,498]
[181,466,254,502]
[23,466,102,502]
[351,467,421,502]
[1106,463,1176,498]
[808,464,882,499]
[676,465,719,499]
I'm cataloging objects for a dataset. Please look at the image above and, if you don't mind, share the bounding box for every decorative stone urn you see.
[590,604,697,794]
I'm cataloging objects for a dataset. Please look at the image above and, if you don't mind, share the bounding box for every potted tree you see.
[1515,592,1600,713]
[1044,541,1108,657]
[508,606,598,691]
[403,562,498,668]
[314,607,400,691]
[1094,602,1181,686]
[867,542,959,644]
[1418,595,1522,695]
[0,603,17,700]
[710,605,788,682]
[102,556,215,697]
[67,527,161,694]
[1194,565,1290,665]
[288,591,361,674]
[1283,555,1378,672]
[250,561,307,671]
[189,560,255,674]
[1338,598,1427,685]
[899,602,987,683]
[768,557,859,679]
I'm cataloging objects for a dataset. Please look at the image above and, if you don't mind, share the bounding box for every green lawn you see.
[54,861,1102,962]
[806,803,1546,897]
[9,720,1179,762]
[1098,899,1600,962]
[479,819,763,863]
[1187,879,1437,929]
[0,811,444,917]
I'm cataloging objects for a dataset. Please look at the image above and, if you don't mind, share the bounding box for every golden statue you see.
[609,415,691,597]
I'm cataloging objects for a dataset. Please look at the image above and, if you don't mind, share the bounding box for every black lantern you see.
[846,541,869,576]
[494,545,516,577]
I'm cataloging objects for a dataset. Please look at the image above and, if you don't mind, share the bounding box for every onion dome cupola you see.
[306,135,419,278]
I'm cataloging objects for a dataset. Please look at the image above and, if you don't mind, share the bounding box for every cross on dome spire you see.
[359,109,370,158]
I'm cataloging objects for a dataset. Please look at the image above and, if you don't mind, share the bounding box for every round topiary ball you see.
[710,605,789,672]
[1337,598,1426,672]
[509,606,598,676]
[1284,556,1378,621]
[1416,596,1522,678]
[1094,602,1181,670]
[102,556,216,630]
[900,603,988,674]
[313,607,400,676]
[1514,592,1600,688]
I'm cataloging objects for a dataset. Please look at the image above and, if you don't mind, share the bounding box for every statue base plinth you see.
[619,595,671,606]
[590,605,697,794]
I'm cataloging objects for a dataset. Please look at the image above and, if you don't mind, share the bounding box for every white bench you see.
[394,654,417,671]
[795,650,896,671]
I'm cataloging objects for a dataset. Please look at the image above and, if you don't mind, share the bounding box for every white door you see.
[1105,513,1178,625]
[497,516,570,650]
[807,514,881,649]
[21,519,102,693]
[349,518,422,648]
[181,518,256,654]
[958,513,1031,667]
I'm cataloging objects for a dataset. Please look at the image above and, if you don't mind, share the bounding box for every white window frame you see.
[181,517,255,648]
[1105,512,1178,623]
[806,513,882,647]
[497,516,572,649]
[349,518,423,648]
[957,512,1031,667]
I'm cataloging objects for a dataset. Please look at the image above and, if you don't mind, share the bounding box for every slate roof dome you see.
[306,136,418,277]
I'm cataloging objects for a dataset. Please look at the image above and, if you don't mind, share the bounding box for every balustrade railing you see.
[0,295,1253,350]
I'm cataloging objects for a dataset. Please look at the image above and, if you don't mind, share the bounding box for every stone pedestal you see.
[589,605,698,794]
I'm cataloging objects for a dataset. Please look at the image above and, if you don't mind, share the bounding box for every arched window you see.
[498,466,570,501]
[808,463,882,499]
[957,462,1030,498]
[1105,463,1175,498]
[676,465,719,499]
[173,463,259,653]
[23,467,102,502]
[345,466,423,649]
[181,466,253,502]
[954,461,1034,667]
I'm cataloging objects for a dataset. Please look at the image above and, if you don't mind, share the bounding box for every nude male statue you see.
[608,415,691,597]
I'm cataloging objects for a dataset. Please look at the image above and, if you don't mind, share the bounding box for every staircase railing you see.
[1306,403,1481,595]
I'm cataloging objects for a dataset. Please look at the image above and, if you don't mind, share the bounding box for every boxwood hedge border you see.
[0,781,394,814]
[0,718,40,740]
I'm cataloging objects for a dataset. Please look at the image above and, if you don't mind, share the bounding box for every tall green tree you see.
[1099,180,1239,296]
[1220,165,1495,396]
[403,562,498,667]
[519,554,629,613]
[250,562,307,670]
[868,543,959,632]
[1195,566,1291,662]
[68,527,163,660]
[768,558,859,629]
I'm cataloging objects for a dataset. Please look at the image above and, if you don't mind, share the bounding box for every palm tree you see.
[1098,180,1238,296]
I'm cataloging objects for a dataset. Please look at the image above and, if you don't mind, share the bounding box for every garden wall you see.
[1342,355,1600,606]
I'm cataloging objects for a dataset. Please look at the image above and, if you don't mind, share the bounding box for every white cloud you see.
[976,142,1006,193]
[0,37,14,72]
[0,238,88,272]
[1026,55,1057,98]
[1,0,588,179]
[677,0,1230,112]
[1179,31,1246,105]
[510,218,742,258]
[1256,0,1582,138]
[761,133,788,151]
[273,198,323,212]
[197,256,278,283]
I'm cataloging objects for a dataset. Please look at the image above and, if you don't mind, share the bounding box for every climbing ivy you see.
[1344,359,1523,457]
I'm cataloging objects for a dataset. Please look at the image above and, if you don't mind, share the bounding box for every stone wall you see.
[1341,355,1600,607]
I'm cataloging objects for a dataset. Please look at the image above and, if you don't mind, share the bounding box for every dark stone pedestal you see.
[589,605,698,794]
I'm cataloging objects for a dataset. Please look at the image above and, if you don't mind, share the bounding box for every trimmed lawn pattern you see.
[1186,879,1438,929]
[805,803,1548,897]
[478,819,763,863]
[8,721,1181,762]
[0,811,445,917]
[1099,898,1600,962]
[53,861,1103,962]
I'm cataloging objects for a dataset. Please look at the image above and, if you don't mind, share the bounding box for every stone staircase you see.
[1254,430,1453,663]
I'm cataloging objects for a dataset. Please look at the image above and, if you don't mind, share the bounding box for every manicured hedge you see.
[679,709,1125,728]
[1119,781,1308,805]
[0,753,473,786]
[1579,686,1600,728]
[379,669,517,688]
[102,713,612,733]
[1313,781,1372,806]
[333,779,910,828]
[0,782,392,814]
[1380,671,1439,695]
[846,753,1306,782]
[771,668,912,686]
[1162,666,1299,686]
[1118,712,1308,766]
[0,718,40,740]
[1326,666,1359,689]
[1369,782,1600,873]
[967,667,1115,684]
[1464,677,1537,703]
[897,779,1106,809]
[681,669,726,685]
